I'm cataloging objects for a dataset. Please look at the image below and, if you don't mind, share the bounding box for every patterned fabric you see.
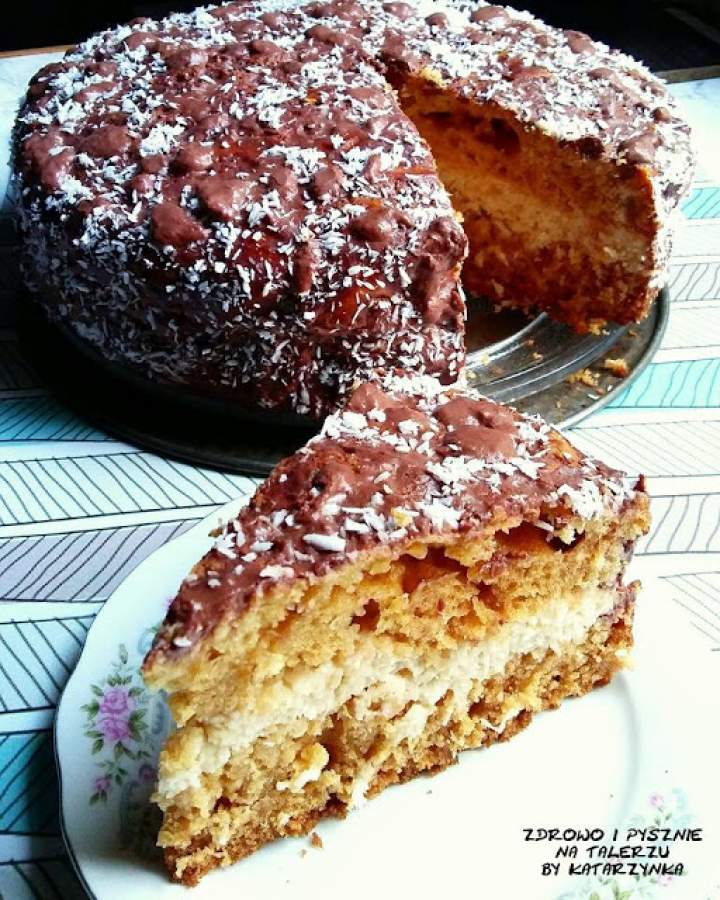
[0,53,718,899]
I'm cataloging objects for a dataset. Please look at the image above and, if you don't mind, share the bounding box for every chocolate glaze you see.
[14,0,693,418]
[144,373,645,665]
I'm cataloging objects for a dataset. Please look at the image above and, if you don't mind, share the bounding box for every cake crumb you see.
[602,357,630,378]
[566,368,600,389]
[310,832,323,849]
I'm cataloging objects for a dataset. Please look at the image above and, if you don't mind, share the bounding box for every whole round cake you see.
[13,0,694,418]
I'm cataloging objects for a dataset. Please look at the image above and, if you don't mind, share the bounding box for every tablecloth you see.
[0,51,718,899]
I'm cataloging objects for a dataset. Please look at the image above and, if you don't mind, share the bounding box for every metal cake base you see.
[21,289,668,475]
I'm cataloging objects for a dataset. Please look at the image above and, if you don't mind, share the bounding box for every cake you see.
[14,0,693,418]
[143,372,650,884]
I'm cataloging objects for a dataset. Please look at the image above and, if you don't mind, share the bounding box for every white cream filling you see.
[159,585,619,801]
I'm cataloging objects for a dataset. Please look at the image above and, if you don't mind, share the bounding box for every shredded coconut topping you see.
[14,0,692,419]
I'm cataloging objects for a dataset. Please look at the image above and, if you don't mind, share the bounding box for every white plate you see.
[55,500,720,900]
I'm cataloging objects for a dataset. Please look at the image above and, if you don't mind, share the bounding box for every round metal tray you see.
[21,288,668,475]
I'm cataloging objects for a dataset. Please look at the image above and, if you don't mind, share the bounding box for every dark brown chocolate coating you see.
[14,0,692,418]
[145,373,643,663]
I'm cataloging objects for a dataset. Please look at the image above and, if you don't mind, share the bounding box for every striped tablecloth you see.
[0,52,718,899]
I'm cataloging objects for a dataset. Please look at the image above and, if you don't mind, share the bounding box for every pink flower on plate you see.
[99,715,131,742]
[649,792,664,809]
[94,775,111,794]
[99,686,135,718]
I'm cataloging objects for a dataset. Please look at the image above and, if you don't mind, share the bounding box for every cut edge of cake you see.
[142,372,650,885]
[397,66,672,332]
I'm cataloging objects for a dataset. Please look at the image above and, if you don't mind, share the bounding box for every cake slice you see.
[143,374,650,884]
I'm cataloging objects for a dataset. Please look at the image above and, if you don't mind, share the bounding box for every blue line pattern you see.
[0,396,109,442]
[609,358,720,409]
[681,186,720,219]
[0,454,255,526]
[0,520,194,603]
[0,618,92,713]
[0,731,59,835]
[0,857,84,900]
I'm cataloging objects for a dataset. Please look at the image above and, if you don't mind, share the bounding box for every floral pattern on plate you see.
[81,625,171,857]
[558,789,692,900]
[83,642,153,804]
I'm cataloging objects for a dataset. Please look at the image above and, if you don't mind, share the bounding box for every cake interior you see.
[149,499,647,885]
[395,73,658,331]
